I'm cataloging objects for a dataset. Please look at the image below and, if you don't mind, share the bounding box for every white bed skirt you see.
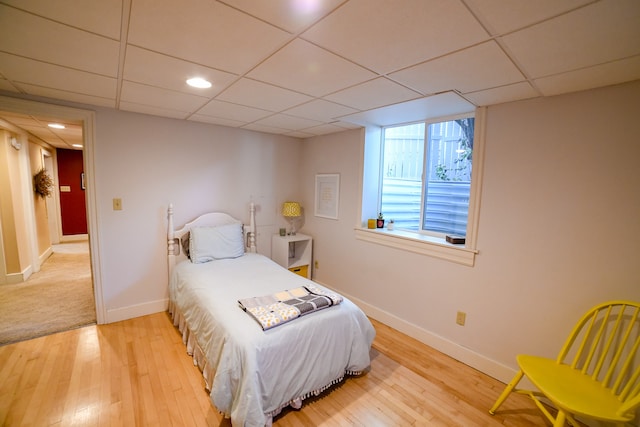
[169,301,363,427]
[168,301,352,426]
[168,300,216,392]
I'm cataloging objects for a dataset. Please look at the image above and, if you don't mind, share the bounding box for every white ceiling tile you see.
[284,99,357,122]
[325,77,422,110]
[124,46,238,96]
[195,100,273,123]
[302,123,351,136]
[20,124,82,147]
[1,112,81,130]
[284,130,315,138]
[0,112,34,127]
[332,121,361,130]
[1,0,123,39]
[119,101,190,119]
[120,81,209,112]
[340,92,475,127]
[0,103,81,152]
[0,5,120,76]
[188,114,246,128]
[464,0,593,35]
[2,0,640,138]
[501,0,640,78]
[219,0,347,33]
[302,0,489,74]
[217,78,313,112]
[248,38,376,97]
[534,55,640,96]
[13,83,117,108]
[54,126,83,141]
[13,123,48,135]
[252,114,323,131]
[463,82,540,106]
[21,129,63,146]
[390,41,525,95]
[242,122,290,134]
[0,52,117,99]
[128,0,291,74]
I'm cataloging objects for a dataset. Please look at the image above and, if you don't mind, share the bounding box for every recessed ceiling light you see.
[48,123,65,129]
[72,144,83,148]
[186,77,212,89]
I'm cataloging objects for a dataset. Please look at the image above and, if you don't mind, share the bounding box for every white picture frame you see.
[314,174,340,220]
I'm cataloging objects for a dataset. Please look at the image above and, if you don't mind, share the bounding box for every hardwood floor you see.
[0,312,550,426]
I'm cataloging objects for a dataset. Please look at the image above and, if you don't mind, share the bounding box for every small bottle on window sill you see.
[387,219,394,230]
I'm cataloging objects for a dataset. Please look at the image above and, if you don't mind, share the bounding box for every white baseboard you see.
[106,281,531,388]
[2,265,33,285]
[39,246,53,265]
[106,298,169,323]
[60,234,89,242]
[315,280,519,385]
[359,297,517,383]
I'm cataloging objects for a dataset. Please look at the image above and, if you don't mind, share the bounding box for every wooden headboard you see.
[167,203,256,274]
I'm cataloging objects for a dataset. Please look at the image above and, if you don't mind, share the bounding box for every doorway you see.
[0,95,104,334]
[57,148,88,239]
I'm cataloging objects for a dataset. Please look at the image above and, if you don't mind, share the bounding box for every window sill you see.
[354,228,477,266]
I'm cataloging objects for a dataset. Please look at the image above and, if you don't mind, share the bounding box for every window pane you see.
[423,118,474,235]
[380,123,424,231]
[380,117,474,236]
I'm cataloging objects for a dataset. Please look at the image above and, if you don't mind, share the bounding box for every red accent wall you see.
[57,149,87,235]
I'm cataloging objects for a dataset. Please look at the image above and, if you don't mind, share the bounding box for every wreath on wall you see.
[33,167,54,198]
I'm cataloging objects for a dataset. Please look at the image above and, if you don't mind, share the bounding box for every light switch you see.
[113,198,122,211]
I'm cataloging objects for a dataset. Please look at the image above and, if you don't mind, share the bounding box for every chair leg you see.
[489,370,524,415]
[553,410,566,427]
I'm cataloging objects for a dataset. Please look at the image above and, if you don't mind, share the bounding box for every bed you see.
[167,203,375,426]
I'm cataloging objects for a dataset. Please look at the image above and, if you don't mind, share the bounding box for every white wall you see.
[93,108,303,321]
[299,80,640,382]
[3,79,638,382]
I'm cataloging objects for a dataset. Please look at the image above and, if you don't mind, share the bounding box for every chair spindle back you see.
[557,301,640,415]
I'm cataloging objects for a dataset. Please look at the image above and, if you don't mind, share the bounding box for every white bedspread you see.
[169,253,375,427]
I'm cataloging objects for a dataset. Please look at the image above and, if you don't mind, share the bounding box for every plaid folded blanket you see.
[238,285,343,330]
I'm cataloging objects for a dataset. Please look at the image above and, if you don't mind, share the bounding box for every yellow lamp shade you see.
[282,201,301,217]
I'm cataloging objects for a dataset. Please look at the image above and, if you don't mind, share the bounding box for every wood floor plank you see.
[21,336,62,426]
[0,311,561,426]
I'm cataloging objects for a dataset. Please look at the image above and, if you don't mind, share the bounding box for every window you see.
[357,109,485,266]
[381,116,474,236]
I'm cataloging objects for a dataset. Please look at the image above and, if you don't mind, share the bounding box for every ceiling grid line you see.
[115,0,133,109]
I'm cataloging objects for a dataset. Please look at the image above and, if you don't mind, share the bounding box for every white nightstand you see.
[271,233,312,279]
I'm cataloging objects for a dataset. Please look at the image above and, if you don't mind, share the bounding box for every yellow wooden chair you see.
[490,300,640,427]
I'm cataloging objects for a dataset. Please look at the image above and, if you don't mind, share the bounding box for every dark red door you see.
[57,149,87,235]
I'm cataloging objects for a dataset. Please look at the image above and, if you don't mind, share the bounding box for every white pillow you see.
[189,223,245,263]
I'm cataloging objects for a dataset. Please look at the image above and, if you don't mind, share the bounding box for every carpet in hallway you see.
[0,247,96,345]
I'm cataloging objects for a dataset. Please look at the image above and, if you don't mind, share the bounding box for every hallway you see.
[0,241,95,345]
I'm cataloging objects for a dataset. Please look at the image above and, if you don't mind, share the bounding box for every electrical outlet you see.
[456,311,466,326]
[113,198,122,211]
[315,260,319,269]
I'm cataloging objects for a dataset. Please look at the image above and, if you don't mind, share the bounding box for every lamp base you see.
[287,218,297,235]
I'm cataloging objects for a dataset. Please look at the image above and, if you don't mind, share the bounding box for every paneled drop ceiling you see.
[0,110,83,148]
[0,0,639,145]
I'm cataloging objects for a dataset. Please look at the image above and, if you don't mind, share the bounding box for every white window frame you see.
[355,107,486,266]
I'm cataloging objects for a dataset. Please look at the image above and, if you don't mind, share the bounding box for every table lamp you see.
[282,201,301,235]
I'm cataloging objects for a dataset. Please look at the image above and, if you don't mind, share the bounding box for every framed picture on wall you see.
[314,173,340,219]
